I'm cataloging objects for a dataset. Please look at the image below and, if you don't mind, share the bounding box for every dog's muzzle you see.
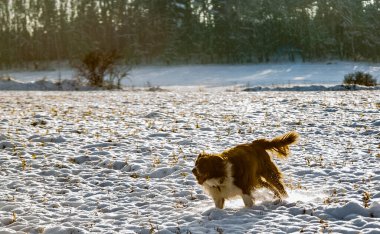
[192,168,206,184]
[192,168,197,175]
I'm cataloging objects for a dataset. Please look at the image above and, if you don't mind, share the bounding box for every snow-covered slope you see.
[2,61,380,87]
[127,62,380,87]
[0,89,379,233]
[0,77,96,91]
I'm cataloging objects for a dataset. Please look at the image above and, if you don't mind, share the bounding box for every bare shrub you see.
[75,50,130,89]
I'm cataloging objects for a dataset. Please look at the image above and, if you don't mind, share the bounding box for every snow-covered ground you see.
[1,61,380,87]
[0,62,380,233]
[0,88,379,233]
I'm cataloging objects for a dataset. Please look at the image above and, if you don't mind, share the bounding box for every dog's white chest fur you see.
[201,162,243,199]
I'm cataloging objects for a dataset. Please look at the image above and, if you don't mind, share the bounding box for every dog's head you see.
[192,153,225,185]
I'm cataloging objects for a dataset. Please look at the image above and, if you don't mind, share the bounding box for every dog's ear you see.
[196,152,206,161]
[198,150,206,157]
[195,155,206,167]
[195,153,203,166]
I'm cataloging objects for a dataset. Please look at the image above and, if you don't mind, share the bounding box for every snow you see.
[1,61,380,88]
[0,62,380,233]
[0,77,96,91]
[101,62,380,87]
[326,201,377,220]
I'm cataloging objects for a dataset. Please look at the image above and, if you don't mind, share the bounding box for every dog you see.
[192,131,299,209]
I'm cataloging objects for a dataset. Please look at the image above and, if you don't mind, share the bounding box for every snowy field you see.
[0,87,379,233]
[2,61,380,87]
[1,62,380,233]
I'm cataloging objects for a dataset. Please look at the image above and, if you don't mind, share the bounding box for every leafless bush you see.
[75,50,130,89]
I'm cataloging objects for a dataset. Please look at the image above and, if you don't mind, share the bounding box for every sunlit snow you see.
[0,62,379,233]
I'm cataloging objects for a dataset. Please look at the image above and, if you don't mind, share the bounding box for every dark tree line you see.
[1,0,380,68]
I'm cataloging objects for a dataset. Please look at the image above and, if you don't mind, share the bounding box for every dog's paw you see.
[272,198,286,205]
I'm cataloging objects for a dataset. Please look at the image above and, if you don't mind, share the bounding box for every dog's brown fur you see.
[192,131,299,209]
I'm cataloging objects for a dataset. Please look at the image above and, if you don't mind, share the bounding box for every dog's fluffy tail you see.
[252,131,299,159]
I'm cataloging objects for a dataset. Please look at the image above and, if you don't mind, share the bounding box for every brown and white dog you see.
[192,132,299,209]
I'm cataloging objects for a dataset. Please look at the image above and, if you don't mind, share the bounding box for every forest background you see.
[1,0,380,69]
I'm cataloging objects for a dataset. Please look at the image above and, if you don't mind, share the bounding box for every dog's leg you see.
[265,175,288,199]
[213,197,225,209]
[259,177,281,198]
[262,162,288,199]
[242,194,254,207]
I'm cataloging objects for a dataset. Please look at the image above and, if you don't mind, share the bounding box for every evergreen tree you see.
[0,0,380,67]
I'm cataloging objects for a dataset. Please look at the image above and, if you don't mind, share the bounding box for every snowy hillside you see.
[1,61,380,88]
[0,88,379,233]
